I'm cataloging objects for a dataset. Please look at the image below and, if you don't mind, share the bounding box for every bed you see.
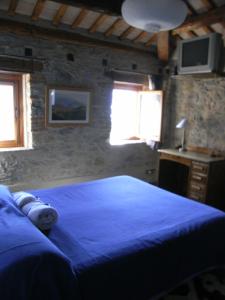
[1,176,225,300]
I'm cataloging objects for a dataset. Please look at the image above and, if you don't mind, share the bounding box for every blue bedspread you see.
[0,185,77,300]
[29,176,225,300]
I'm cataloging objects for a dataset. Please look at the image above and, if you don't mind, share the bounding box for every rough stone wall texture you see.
[0,33,161,189]
[164,76,225,151]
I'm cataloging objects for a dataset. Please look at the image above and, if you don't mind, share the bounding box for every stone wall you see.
[164,76,225,152]
[0,33,161,190]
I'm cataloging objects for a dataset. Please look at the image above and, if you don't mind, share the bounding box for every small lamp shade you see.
[176,118,187,129]
[121,0,188,33]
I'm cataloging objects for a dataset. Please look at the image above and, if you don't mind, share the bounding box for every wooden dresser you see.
[158,149,225,210]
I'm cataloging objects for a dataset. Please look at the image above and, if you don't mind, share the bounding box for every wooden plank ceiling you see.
[0,0,225,61]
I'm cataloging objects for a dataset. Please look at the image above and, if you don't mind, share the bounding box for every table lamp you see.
[176,117,187,152]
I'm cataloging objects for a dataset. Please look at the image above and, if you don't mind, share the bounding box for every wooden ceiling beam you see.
[104,18,122,37]
[50,0,122,16]
[185,31,198,38]
[145,34,157,47]
[183,0,197,15]
[174,34,182,41]
[199,0,219,31]
[89,14,108,33]
[183,0,214,34]
[157,31,169,62]
[173,5,225,35]
[8,0,19,16]
[71,9,88,29]
[52,4,68,26]
[0,19,152,55]
[200,0,225,28]
[200,0,215,10]
[119,26,135,40]
[31,0,46,21]
[201,26,214,34]
[133,31,148,44]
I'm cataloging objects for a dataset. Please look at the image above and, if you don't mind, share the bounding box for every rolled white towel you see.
[22,200,58,231]
[13,191,36,209]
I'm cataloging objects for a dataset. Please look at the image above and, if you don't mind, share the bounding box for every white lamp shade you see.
[176,118,187,129]
[121,0,188,32]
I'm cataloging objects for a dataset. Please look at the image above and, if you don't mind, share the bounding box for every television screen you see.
[182,39,209,67]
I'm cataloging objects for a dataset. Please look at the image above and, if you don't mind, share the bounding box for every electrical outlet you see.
[145,169,155,175]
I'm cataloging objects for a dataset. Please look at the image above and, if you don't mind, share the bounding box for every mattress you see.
[28,175,225,300]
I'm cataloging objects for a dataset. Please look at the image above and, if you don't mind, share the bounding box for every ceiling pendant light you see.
[121,0,188,33]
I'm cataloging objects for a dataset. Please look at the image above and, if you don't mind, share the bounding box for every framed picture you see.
[46,86,91,126]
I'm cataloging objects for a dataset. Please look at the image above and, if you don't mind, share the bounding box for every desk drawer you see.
[190,173,207,184]
[189,192,205,203]
[188,181,207,204]
[189,181,207,194]
[192,162,208,174]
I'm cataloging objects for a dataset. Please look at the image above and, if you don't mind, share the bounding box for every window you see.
[110,82,163,145]
[0,73,24,148]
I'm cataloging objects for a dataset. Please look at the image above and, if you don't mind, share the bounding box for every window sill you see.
[0,146,33,152]
[109,139,145,146]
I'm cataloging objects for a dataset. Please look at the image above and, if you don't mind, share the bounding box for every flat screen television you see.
[178,33,222,75]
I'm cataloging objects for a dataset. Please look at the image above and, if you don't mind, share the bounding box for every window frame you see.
[114,82,143,92]
[110,82,163,145]
[138,90,163,142]
[0,73,24,148]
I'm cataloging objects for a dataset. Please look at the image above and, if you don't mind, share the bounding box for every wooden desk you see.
[158,149,225,210]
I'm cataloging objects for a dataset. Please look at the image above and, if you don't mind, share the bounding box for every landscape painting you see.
[47,87,91,126]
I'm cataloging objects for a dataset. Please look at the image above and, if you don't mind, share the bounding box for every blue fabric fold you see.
[0,186,77,300]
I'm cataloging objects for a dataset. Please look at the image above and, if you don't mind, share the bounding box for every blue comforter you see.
[0,185,77,300]
[28,176,225,300]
